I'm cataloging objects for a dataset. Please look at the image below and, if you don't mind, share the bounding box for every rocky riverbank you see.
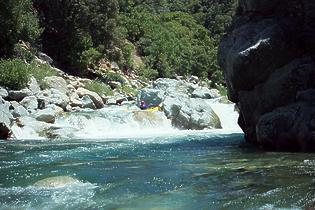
[0,56,226,140]
[219,0,315,151]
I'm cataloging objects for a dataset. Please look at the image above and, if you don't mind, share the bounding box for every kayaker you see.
[140,100,148,110]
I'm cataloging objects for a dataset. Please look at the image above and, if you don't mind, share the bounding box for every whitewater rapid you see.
[11,99,242,140]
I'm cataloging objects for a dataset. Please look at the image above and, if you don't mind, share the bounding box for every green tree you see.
[33,0,119,74]
[0,0,41,58]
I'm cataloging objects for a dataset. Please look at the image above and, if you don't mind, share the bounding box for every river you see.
[0,102,314,209]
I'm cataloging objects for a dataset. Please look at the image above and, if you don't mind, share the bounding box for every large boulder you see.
[137,88,164,107]
[34,108,57,123]
[163,97,221,130]
[76,88,104,109]
[137,78,222,130]
[38,88,70,110]
[44,76,69,95]
[218,0,315,151]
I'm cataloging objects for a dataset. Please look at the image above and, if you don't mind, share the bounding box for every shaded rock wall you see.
[219,0,315,151]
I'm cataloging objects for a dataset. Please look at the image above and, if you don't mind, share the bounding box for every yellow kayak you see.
[145,106,161,112]
[124,106,162,113]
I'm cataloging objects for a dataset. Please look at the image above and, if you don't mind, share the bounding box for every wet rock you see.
[163,97,221,130]
[34,108,56,123]
[33,176,79,188]
[0,101,13,139]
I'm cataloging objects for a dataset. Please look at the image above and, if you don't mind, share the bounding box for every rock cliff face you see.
[219,0,315,151]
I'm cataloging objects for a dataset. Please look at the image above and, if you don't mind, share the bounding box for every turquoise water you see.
[0,132,314,209]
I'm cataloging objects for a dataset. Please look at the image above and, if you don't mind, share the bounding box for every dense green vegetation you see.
[0,0,237,88]
[0,0,41,58]
[0,59,57,90]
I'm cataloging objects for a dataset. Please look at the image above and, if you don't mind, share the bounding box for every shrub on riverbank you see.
[31,62,58,89]
[84,80,113,96]
[0,59,59,90]
[0,59,31,90]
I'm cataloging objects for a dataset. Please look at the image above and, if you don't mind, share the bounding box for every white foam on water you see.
[10,99,242,140]
[207,98,242,133]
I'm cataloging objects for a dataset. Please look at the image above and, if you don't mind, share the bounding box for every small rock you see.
[12,105,29,118]
[110,61,120,70]
[188,75,199,84]
[0,87,8,99]
[108,81,121,89]
[28,76,41,95]
[38,52,53,64]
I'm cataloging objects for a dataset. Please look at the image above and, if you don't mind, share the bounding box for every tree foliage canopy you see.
[0,0,41,57]
[0,0,236,86]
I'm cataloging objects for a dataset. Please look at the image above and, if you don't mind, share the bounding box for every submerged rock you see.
[33,176,80,188]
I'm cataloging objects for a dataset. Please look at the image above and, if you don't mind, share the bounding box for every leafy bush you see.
[118,85,137,96]
[84,80,113,96]
[0,59,32,90]
[136,65,158,81]
[30,62,58,89]
[105,71,126,84]
[79,48,102,69]
[13,42,36,63]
